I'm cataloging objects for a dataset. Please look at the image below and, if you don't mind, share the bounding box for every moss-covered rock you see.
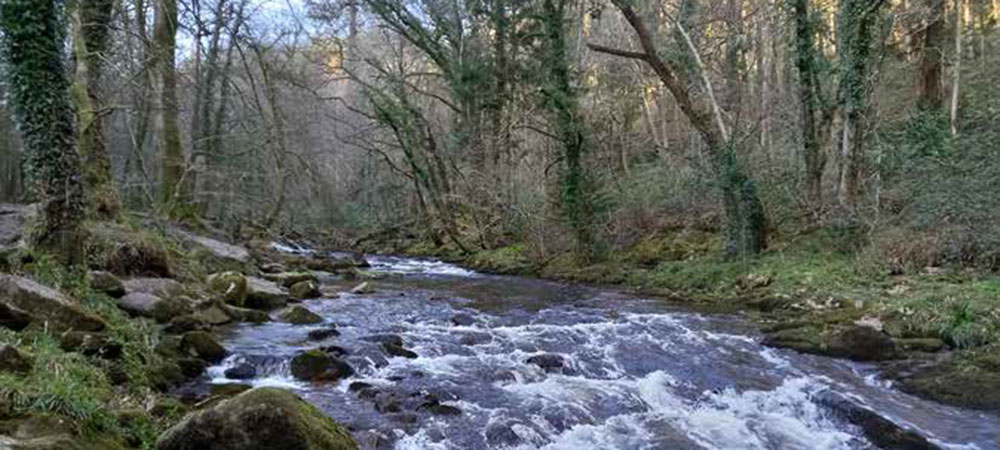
[206,271,248,306]
[86,223,173,278]
[0,275,106,333]
[0,344,32,375]
[221,305,270,324]
[894,351,1000,411]
[290,349,354,381]
[262,271,317,288]
[244,277,288,310]
[181,331,228,364]
[763,325,899,362]
[121,277,188,299]
[0,414,127,450]
[281,306,323,325]
[290,280,321,300]
[155,387,357,450]
[86,271,124,298]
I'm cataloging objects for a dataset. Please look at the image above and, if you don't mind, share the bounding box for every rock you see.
[290,349,354,381]
[348,382,374,392]
[260,262,287,274]
[417,400,461,416]
[290,280,321,300]
[59,331,122,359]
[458,332,491,346]
[117,292,191,323]
[894,353,1000,411]
[164,315,211,334]
[122,277,187,299]
[381,342,417,359]
[763,325,899,362]
[450,313,476,326]
[167,227,251,266]
[244,277,289,310]
[0,275,105,333]
[485,422,522,447]
[319,345,348,357]
[526,353,565,372]
[177,358,208,378]
[262,271,317,288]
[182,331,228,363]
[193,302,233,326]
[155,387,357,450]
[350,282,374,295]
[224,364,257,380]
[207,271,248,306]
[816,391,940,450]
[211,383,253,398]
[282,306,323,325]
[222,305,270,324]
[827,326,898,361]
[307,327,340,341]
[0,345,32,374]
[88,271,125,298]
[361,334,404,347]
[0,414,127,450]
[0,204,25,254]
[0,302,33,331]
[896,338,947,353]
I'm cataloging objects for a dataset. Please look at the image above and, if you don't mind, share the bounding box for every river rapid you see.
[202,252,1000,450]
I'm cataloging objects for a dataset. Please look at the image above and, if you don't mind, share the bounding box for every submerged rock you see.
[816,391,940,450]
[0,275,106,333]
[282,305,323,325]
[290,349,354,381]
[155,387,357,450]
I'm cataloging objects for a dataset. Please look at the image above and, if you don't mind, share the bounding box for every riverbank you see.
[356,226,1000,413]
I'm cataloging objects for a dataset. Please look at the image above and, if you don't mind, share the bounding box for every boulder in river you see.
[182,331,228,363]
[224,363,257,380]
[290,349,354,381]
[244,277,289,310]
[207,271,248,306]
[763,325,899,362]
[450,313,476,327]
[262,271,317,288]
[381,342,417,359]
[290,280,322,300]
[350,282,374,294]
[282,305,323,325]
[0,275,106,333]
[307,327,340,341]
[526,353,565,372]
[155,387,358,450]
[815,391,940,450]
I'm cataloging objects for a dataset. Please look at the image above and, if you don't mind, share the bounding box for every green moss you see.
[466,245,535,275]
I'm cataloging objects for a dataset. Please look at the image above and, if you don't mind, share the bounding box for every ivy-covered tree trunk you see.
[0,0,86,262]
[70,0,119,219]
[792,0,827,207]
[541,0,595,256]
[153,0,187,217]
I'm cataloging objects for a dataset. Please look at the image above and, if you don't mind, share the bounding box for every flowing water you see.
[204,254,1000,450]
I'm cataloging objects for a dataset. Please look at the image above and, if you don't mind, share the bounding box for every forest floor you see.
[361,226,1000,413]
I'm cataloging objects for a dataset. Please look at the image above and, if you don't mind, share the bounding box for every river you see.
[202,254,1000,449]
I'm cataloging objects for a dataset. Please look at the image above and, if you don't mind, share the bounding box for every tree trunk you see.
[0,0,86,263]
[793,0,827,207]
[950,0,962,135]
[153,0,187,217]
[71,0,119,219]
[919,0,946,109]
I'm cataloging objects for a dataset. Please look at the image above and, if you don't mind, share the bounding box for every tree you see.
[590,0,767,256]
[0,0,86,262]
[71,0,120,218]
[153,0,187,216]
[792,0,833,207]
[919,0,946,110]
[540,0,596,255]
